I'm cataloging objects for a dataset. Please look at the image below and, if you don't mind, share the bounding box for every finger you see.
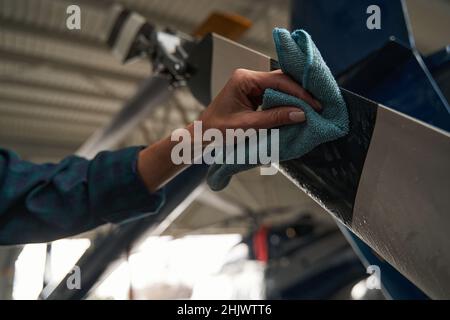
[253,71,322,112]
[243,106,306,130]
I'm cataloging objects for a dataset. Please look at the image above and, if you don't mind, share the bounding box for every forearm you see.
[137,137,186,193]
[138,124,195,193]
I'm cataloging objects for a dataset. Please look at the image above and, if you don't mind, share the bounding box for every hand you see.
[138,68,321,193]
[199,68,322,133]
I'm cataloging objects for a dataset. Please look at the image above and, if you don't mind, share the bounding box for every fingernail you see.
[289,111,305,123]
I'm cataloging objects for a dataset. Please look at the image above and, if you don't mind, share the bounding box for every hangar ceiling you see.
[0,0,290,162]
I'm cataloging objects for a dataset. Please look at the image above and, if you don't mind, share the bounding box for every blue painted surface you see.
[291,0,413,75]
[291,0,450,132]
[338,40,450,131]
[369,49,450,128]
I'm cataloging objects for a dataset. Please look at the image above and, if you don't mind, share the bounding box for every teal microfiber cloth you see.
[207,28,349,191]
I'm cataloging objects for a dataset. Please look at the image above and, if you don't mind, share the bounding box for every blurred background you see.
[0,0,448,300]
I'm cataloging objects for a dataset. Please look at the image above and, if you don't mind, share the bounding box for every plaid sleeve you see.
[0,147,165,245]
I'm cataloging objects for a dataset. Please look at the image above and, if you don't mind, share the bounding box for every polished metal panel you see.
[353,106,450,299]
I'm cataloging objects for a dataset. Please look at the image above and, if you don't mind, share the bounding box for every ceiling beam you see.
[0,139,80,157]
[0,78,125,105]
[0,92,119,115]
[196,188,248,216]
[0,99,110,126]
[0,123,95,147]
[0,47,144,83]
[0,17,105,52]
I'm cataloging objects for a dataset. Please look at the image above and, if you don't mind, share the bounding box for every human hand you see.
[138,69,321,193]
[198,68,322,133]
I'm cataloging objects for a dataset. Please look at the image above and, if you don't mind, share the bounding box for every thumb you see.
[249,106,306,129]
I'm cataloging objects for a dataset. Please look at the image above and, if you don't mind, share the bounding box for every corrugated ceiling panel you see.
[0,0,289,161]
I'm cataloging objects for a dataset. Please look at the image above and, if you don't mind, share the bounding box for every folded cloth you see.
[207,28,349,191]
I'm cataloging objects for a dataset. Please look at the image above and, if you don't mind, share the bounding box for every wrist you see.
[185,121,214,147]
